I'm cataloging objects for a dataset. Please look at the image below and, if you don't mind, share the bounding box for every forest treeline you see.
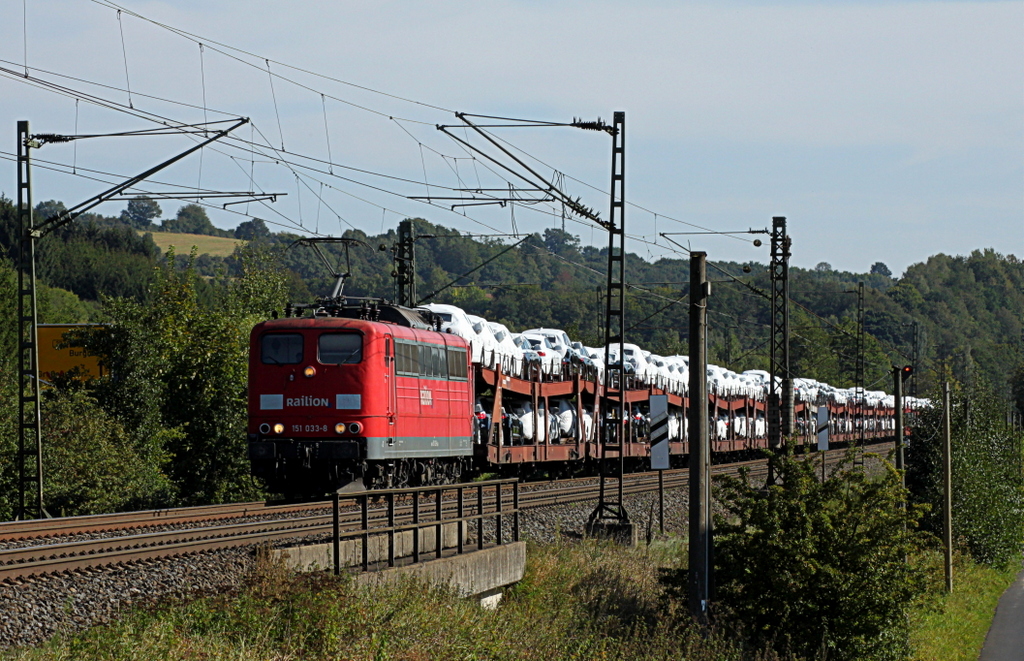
[1,194,1022,659]
[2,194,1021,401]
[1,194,1023,518]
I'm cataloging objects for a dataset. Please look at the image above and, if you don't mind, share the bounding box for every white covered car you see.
[487,321,525,375]
[418,303,485,363]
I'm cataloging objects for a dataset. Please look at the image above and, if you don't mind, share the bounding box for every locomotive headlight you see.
[348,422,363,435]
[335,423,345,434]
[273,423,285,434]
[303,366,316,378]
[259,423,271,434]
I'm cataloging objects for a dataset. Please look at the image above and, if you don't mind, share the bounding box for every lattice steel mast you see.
[395,219,416,306]
[767,217,792,464]
[16,121,43,521]
[588,111,629,531]
[15,118,248,520]
[856,281,865,444]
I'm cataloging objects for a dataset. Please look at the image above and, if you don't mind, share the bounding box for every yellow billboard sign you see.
[37,324,106,382]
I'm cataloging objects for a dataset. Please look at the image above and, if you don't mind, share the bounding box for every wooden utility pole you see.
[942,381,953,592]
[688,251,711,622]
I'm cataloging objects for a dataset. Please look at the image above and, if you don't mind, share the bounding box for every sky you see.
[0,0,1020,277]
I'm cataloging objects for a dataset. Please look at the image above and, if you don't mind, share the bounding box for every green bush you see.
[677,449,927,661]
[40,388,176,516]
[80,246,287,506]
[906,381,1024,566]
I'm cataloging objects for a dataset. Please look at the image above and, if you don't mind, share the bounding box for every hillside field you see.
[141,230,241,257]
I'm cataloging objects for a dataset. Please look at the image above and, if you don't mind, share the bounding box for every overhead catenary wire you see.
[7,4,747,255]
[0,58,597,243]
[6,80,655,298]
[478,123,756,243]
[4,4,781,264]
[115,10,133,108]
[652,231,905,376]
[89,0,455,117]
[73,99,79,174]
[266,59,284,152]
[22,0,28,77]
[416,236,531,305]
[0,150,310,236]
[322,95,334,175]
[196,44,208,202]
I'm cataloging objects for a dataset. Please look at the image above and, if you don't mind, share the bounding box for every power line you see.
[0,150,310,235]
[89,0,452,121]
[115,9,133,108]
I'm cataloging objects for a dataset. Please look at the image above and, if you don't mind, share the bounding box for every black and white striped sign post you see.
[816,405,830,482]
[650,395,669,533]
[650,395,670,469]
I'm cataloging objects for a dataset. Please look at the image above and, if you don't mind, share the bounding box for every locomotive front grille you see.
[248,437,363,461]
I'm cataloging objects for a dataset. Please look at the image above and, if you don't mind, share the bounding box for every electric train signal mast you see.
[15,118,249,520]
[893,364,913,480]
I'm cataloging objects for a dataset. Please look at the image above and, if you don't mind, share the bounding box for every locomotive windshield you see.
[261,333,303,364]
[319,333,362,364]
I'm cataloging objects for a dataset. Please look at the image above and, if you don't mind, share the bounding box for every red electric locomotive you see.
[247,301,474,494]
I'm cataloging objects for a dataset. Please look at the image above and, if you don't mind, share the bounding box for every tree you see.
[235,217,270,241]
[80,245,287,505]
[543,227,581,257]
[906,380,1024,566]
[870,261,893,277]
[1012,363,1024,419]
[164,203,217,235]
[34,199,67,224]
[689,448,926,660]
[815,261,832,272]
[0,258,18,519]
[40,388,176,516]
[119,196,162,230]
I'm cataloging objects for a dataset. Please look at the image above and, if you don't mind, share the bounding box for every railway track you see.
[0,501,330,543]
[0,442,892,583]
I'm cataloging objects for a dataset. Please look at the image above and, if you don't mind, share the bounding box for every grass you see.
[4,540,749,661]
[910,551,1020,661]
[2,541,1016,660]
[141,230,241,257]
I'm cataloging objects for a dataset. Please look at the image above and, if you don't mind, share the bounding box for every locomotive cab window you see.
[319,333,362,364]
[261,333,303,365]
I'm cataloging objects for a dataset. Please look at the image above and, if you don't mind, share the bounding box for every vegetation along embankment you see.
[0,193,1022,658]
[3,428,1021,660]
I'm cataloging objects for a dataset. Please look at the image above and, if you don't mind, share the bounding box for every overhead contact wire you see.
[116,10,134,108]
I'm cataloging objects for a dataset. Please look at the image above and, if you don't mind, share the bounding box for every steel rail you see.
[0,501,331,542]
[0,442,891,583]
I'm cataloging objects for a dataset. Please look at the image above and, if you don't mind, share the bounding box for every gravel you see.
[0,547,258,652]
[0,451,888,653]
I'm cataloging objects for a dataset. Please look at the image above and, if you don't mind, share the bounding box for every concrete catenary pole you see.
[943,381,953,592]
[688,251,711,622]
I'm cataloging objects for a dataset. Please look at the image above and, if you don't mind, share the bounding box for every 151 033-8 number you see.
[292,424,329,433]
